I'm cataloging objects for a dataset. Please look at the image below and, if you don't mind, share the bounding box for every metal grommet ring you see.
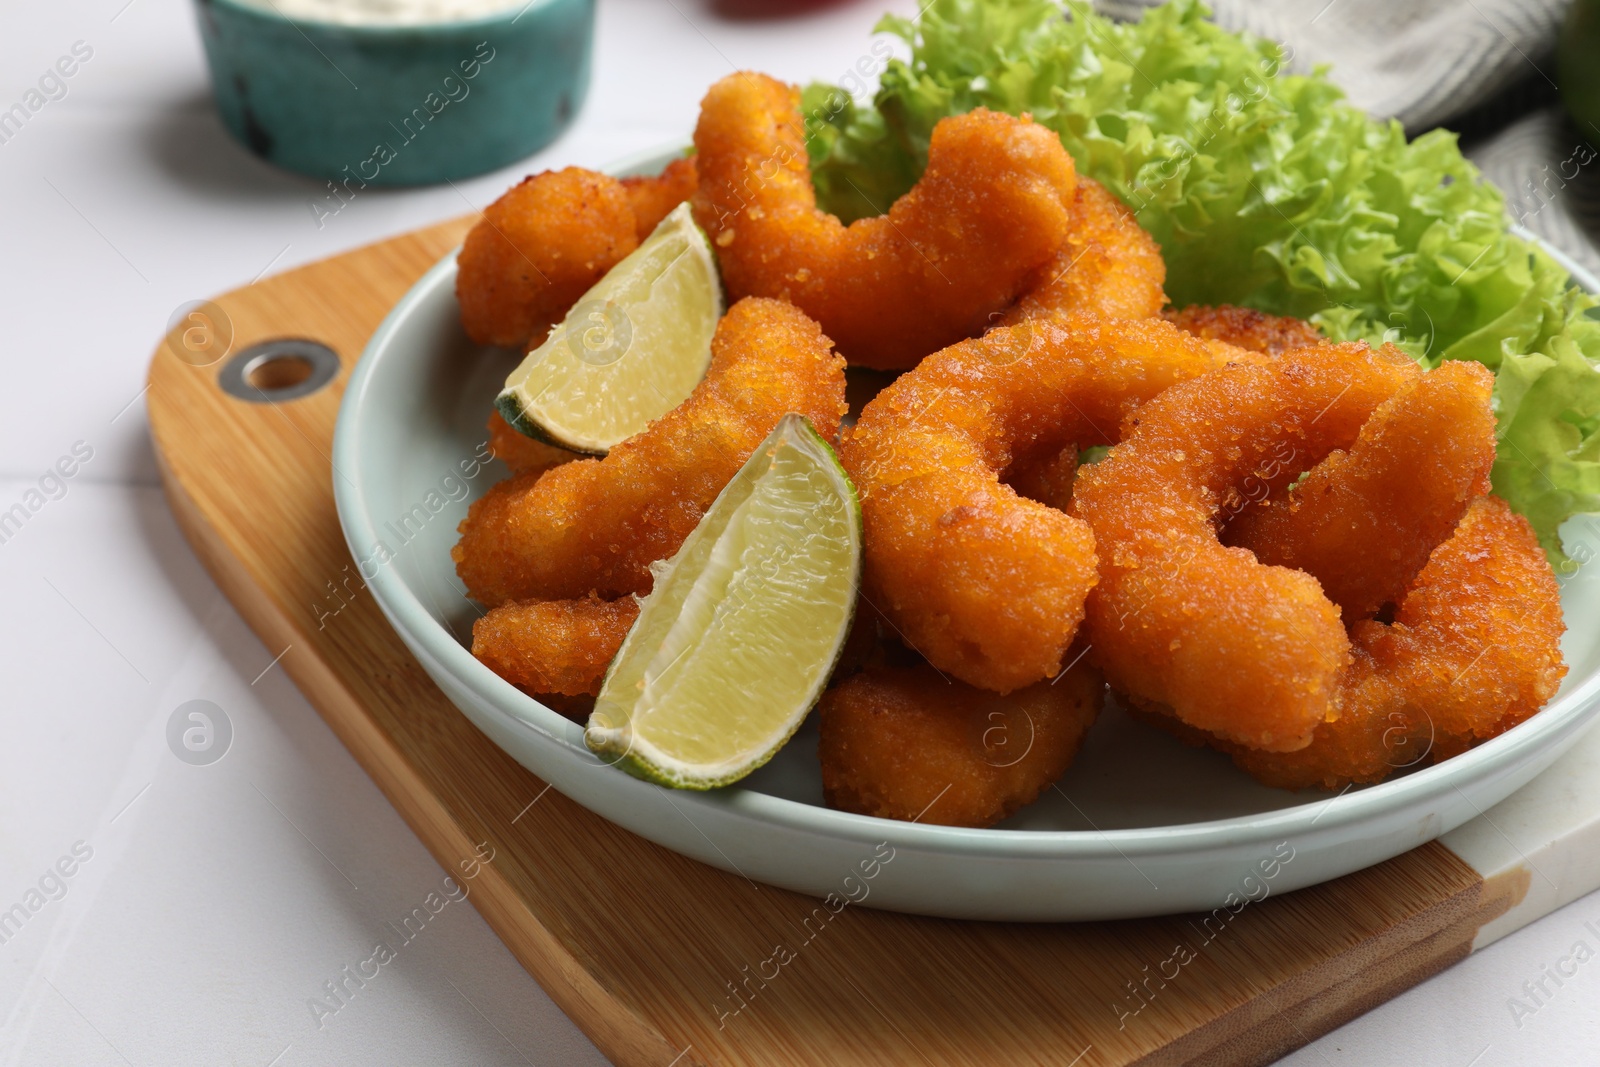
[218,339,340,403]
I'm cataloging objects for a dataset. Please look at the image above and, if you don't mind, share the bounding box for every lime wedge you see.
[495,201,722,454]
[586,414,862,789]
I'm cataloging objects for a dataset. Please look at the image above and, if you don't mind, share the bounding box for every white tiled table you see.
[1,1,1597,1063]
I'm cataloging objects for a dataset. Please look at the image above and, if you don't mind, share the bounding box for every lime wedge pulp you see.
[586,415,863,789]
[495,201,722,454]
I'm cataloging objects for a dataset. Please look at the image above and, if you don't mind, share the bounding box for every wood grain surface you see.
[146,218,1513,1067]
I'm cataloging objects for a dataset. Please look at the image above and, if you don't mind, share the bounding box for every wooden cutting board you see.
[145,217,1600,1067]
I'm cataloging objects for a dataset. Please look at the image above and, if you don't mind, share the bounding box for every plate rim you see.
[331,150,1600,863]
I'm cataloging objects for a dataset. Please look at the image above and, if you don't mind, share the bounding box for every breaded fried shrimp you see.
[998,177,1166,327]
[1121,670,1406,790]
[454,297,847,606]
[692,73,1077,370]
[621,156,699,241]
[1228,361,1496,622]
[840,315,1233,693]
[485,411,575,476]
[1163,305,1326,356]
[1071,342,1423,751]
[1216,655,1414,790]
[472,594,638,697]
[456,167,639,348]
[818,657,1104,827]
[1376,496,1566,757]
[1227,496,1566,789]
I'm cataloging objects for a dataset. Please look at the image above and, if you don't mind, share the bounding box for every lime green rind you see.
[585,415,863,791]
[492,388,578,452]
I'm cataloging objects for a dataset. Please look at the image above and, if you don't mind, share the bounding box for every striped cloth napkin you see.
[1100,0,1600,280]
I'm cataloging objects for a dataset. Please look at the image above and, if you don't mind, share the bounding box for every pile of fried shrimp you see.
[451,72,1568,828]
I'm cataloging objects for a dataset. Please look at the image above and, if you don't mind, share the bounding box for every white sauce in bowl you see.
[232,0,532,26]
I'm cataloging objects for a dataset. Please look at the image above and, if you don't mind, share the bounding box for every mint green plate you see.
[332,149,1600,920]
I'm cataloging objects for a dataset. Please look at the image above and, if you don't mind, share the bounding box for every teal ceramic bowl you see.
[332,153,1600,919]
[192,0,593,185]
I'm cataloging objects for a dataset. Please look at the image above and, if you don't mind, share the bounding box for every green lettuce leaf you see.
[806,0,1600,563]
[798,83,920,225]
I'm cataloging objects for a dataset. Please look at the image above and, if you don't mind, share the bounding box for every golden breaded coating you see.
[1227,496,1566,789]
[1225,658,1413,789]
[998,177,1166,327]
[1371,495,1566,755]
[1071,342,1424,751]
[840,315,1233,693]
[485,410,575,476]
[1121,673,1409,790]
[621,156,698,241]
[1004,307,1300,511]
[692,72,1076,370]
[817,657,1104,827]
[472,594,638,697]
[454,297,847,606]
[456,167,639,348]
[1163,305,1326,356]
[1228,361,1496,622]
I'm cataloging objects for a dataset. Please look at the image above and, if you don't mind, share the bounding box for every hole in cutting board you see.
[249,353,313,391]
[219,339,340,403]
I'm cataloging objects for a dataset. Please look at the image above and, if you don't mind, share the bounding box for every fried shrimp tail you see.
[841,315,1233,693]
[472,594,638,697]
[692,72,1077,370]
[454,297,847,606]
[818,657,1104,827]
